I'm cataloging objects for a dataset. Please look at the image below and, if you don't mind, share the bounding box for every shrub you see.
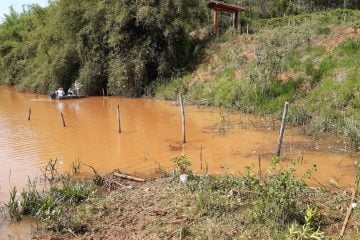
[252,161,309,230]
[171,155,192,175]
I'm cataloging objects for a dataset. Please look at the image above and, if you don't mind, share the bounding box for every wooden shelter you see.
[207,1,246,33]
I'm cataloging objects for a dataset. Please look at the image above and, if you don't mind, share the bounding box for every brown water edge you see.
[0,85,359,195]
[0,85,359,238]
[0,217,36,240]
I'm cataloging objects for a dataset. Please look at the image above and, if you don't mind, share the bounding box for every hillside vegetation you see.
[156,10,360,150]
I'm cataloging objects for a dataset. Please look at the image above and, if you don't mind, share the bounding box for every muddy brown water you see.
[0,85,358,238]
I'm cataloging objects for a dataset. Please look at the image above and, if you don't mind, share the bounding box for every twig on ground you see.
[340,188,356,238]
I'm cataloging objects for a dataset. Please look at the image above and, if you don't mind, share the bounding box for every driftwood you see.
[113,173,146,182]
[340,188,356,238]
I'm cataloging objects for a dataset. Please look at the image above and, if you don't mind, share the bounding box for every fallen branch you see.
[111,180,133,189]
[113,173,146,182]
[66,229,78,238]
[340,188,356,238]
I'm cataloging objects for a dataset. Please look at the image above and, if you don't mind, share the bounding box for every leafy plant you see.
[253,162,307,230]
[287,206,325,240]
[171,155,192,175]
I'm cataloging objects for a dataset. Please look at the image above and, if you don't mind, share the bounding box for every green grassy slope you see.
[155,10,360,150]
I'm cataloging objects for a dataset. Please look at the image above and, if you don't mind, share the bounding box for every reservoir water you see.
[0,85,358,238]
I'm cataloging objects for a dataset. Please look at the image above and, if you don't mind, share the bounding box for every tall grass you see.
[155,10,360,149]
[5,160,97,232]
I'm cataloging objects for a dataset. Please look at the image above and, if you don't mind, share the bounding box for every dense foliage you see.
[0,0,209,96]
[0,0,359,96]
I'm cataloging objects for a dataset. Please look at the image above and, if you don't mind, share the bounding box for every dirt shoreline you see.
[32,171,360,240]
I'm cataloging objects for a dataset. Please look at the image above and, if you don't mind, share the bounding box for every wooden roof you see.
[207,1,246,13]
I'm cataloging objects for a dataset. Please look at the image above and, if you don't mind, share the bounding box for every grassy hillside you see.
[155,10,360,150]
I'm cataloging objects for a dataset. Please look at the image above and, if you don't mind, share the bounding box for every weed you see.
[42,158,61,184]
[20,178,42,216]
[215,111,230,134]
[83,164,104,186]
[337,39,360,54]
[155,161,170,178]
[5,187,21,221]
[51,180,96,204]
[6,162,98,232]
[316,26,331,35]
[287,206,325,240]
[344,117,360,151]
[355,163,360,195]
[254,166,305,229]
[70,158,81,175]
[195,190,232,217]
[171,155,192,175]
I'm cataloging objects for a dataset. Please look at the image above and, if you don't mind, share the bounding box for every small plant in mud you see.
[83,164,104,186]
[171,155,192,175]
[20,178,42,216]
[70,158,82,175]
[155,161,170,178]
[5,187,21,221]
[215,111,230,134]
[287,206,325,240]
[42,158,61,184]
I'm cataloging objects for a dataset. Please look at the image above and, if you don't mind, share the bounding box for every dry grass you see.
[33,174,360,240]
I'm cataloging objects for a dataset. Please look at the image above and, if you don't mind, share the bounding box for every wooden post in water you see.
[61,112,66,127]
[179,94,186,143]
[258,155,262,179]
[28,108,31,121]
[117,104,121,133]
[275,102,289,157]
[200,145,203,171]
[102,88,105,96]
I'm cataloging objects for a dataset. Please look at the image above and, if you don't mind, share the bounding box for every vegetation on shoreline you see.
[5,156,355,239]
[0,1,358,148]
[3,159,98,232]
[155,10,360,150]
[0,0,209,96]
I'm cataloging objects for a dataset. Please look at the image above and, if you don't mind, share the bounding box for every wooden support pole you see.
[61,112,66,127]
[117,104,121,133]
[258,155,262,179]
[213,10,219,34]
[28,108,31,121]
[200,145,203,171]
[233,12,239,30]
[275,102,289,157]
[179,94,186,144]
